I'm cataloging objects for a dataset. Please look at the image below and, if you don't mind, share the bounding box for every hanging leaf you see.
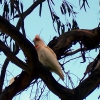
[70,5,73,9]
[53,13,59,20]
[13,43,15,53]
[85,0,90,8]
[57,20,61,35]
[80,0,90,11]
[15,0,19,7]
[52,15,56,23]
[66,4,71,16]
[10,2,14,17]
[0,0,2,4]
[61,24,65,34]
[50,0,55,5]
[60,6,64,14]
[39,2,42,16]
[68,23,71,29]
[61,3,66,14]
[72,19,79,29]
[20,2,23,13]
[3,2,9,18]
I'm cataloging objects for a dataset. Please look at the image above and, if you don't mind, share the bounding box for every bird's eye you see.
[35,38,40,41]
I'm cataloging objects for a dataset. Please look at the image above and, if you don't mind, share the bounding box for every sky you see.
[0,0,100,100]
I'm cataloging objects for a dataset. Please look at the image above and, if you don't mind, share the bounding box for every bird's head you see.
[33,35,45,50]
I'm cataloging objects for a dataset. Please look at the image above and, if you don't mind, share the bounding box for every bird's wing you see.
[39,46,61,70]
[38,46,64,80]
[45,46,57,58]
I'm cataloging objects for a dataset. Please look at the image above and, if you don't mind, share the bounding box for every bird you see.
[9,77,15,85]
[33,35,64,80]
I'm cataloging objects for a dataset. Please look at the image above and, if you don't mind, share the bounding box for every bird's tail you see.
[56,69,64,81]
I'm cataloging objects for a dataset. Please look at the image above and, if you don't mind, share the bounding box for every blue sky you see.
[0,0,100,100]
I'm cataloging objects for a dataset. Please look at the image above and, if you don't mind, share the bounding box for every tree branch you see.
[0,15,38,70]
[0,15,39,99]
[74,69,100,100]
[0,15,100,100]
[23,0,46,18]
[48,27,100,59]
[1,57,100,100]
[38,62,100,100]
[38,63,75,100]
[0,71,37,100]
[0,58,9,94]
[0,40,30,74]
[16,0,46,30]
[61,47,87,58]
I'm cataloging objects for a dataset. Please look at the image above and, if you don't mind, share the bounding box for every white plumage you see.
[33,35,64,80]
[9,77,15,85]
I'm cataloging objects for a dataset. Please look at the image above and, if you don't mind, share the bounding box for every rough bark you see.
[0,15,100,100]
[48,28,100,59]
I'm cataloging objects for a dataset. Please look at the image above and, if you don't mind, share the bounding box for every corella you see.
[33,35,64,80]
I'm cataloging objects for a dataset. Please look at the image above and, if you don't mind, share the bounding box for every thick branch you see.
[0,16,39,99]
[0,63,75,100]
[0,16,38,70]
[0,71,37,100]
[0,15,100,100]
[74,69,100,100]
[37,63,100,100]
[1,59,100,100]
[0,58,9,94]
[38,63,75,100]
[0,40,30,74]
[48,27,100,59]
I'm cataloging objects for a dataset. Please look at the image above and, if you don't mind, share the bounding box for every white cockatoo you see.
[33,35,64,80]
